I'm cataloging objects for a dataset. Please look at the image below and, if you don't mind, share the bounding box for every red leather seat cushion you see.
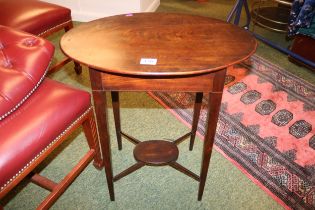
[0,0,71,36]
[0,79,91,190]
[0,25,54,120]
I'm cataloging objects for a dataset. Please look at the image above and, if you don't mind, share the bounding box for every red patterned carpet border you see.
[148,55,315,210]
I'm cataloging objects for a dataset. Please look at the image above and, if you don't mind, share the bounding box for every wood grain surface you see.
[61,13,257,76]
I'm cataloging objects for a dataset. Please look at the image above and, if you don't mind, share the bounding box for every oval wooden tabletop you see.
[60,13,257,76]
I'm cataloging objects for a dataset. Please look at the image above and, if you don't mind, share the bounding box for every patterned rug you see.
[148,55,315,210]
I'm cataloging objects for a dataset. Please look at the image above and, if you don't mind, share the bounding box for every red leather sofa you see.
[0,25,103,209]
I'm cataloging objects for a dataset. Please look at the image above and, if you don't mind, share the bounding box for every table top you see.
[60,13,257,76]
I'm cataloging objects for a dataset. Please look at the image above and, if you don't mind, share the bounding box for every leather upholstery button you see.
[0,25,55,120]
[2,59,12,68]
[23,38,38,47]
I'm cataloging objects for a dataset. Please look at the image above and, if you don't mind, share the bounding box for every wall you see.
[43,0,160,22]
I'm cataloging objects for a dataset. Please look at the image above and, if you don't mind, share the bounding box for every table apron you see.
[95,69,226,92]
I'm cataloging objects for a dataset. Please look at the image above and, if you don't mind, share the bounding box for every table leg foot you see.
[109,188,115,201]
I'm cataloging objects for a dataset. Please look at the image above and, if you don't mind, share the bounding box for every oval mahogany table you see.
[60,12,257,201]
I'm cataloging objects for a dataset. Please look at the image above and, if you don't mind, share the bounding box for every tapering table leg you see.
[189,92,203,151]
[111,91,122,150]
[198,91,223,201]
[89,68,115,201]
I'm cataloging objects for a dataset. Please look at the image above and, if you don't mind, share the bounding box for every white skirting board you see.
[43,0,160,22]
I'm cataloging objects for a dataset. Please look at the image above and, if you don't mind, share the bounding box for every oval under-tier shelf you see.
[133,140,179,166]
